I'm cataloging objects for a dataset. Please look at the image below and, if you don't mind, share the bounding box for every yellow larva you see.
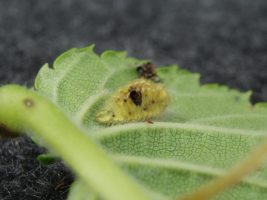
[96,78,170,124]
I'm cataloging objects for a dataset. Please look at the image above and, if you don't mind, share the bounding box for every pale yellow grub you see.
[96,78,170,124]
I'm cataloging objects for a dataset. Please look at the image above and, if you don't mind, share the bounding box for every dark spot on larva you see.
[23,98,34,108]
[151,100,155,104]
[129,90,142,106]
[143,107,147,111]
[128,112,131,115]
[123,99,127,103]
[112,114,115,118]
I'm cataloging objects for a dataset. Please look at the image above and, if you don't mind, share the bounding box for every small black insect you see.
[129,90,142,106]
[136,62,161,83]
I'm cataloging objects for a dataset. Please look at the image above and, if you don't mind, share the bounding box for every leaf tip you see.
[84,44,95,53]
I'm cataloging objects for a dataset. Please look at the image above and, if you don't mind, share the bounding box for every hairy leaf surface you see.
[35,46,267,199]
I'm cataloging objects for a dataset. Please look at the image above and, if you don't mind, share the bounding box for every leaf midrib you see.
[93,122,267,139]
[191,113,267,123]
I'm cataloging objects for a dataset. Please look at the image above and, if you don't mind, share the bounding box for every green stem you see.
[0,85,150,200]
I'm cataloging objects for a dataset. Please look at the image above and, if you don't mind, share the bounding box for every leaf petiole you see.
[0,84,151,200]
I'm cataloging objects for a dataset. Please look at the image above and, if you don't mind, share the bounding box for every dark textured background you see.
[0,0,267,199]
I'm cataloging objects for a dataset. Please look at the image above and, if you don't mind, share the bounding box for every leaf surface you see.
[35,46,267,199]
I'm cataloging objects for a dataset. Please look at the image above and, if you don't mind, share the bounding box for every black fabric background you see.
[0,0,267,199]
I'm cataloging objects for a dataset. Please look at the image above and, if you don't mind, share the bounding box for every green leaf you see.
[35,45,267,199]
[37,153,57,165]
